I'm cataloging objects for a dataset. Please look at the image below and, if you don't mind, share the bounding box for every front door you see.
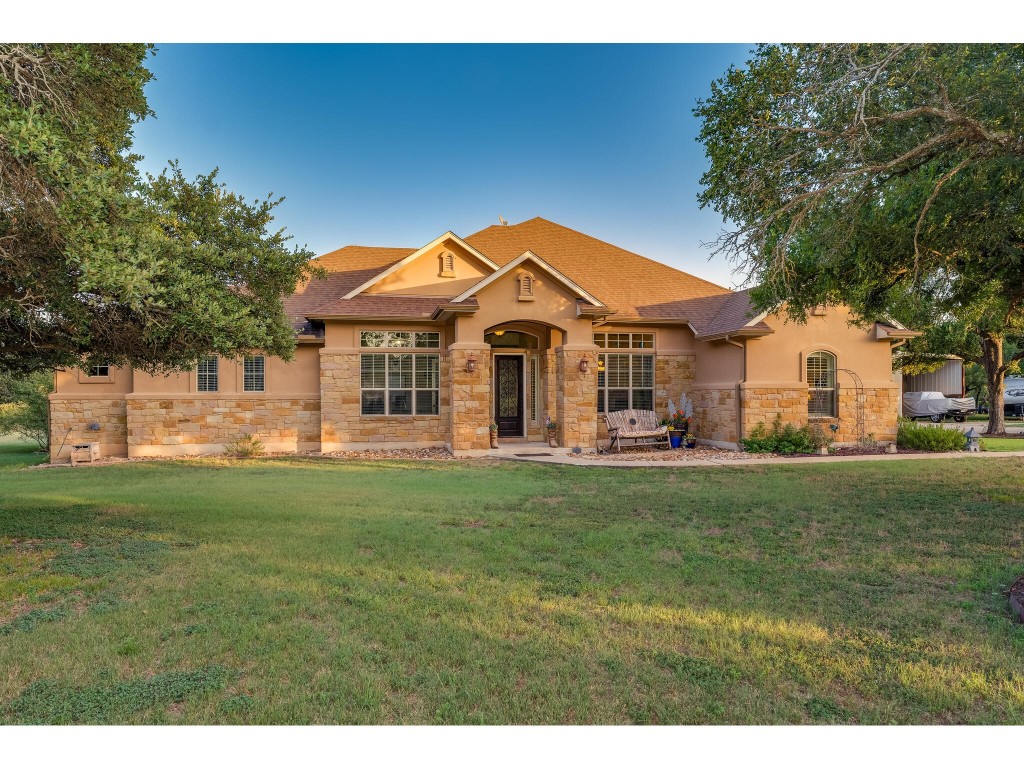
[494,355,524,437]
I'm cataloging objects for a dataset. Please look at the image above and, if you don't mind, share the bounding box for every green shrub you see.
[896,419,967,452]
[740,413,815,454]
[0,370,52,450]
[223,434,265,458]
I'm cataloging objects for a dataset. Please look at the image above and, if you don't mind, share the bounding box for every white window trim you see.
[359,330,442,350]
[360,352,441,417]
[597,352,655,414]
[807,350,838,418]
[243,355,266,393]
[197,355,219,393]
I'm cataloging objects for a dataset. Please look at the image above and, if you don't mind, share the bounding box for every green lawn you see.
[982,437,1024,452]
[1,441,1023,724]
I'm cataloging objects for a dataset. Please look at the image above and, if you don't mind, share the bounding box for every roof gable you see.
[342,232,498,300]
[464,217,731,320]
[451,251,606,307]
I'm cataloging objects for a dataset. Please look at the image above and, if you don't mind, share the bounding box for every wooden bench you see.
[604,409,669,452]
[70,442,100,467]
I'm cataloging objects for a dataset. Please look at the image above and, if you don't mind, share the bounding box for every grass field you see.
[1,439,1023,724]
[982,437,1024,452]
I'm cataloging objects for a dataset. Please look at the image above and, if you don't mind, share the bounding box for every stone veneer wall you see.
[739,387,806,438]
[555,347,598,452]
[690,387,738,445]
[320,352,449,451]
[126,397,321,456]
[740,385,900,445]
[448,345,491,452]
[596,353,697,447]
[49,396,129,461]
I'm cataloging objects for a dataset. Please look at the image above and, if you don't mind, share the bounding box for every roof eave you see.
[430,303,480,321]
[875,323,923,341]
[306,313,439,323]
[696,327,775,342]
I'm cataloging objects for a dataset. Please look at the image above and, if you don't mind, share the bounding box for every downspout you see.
[724,335,746,444]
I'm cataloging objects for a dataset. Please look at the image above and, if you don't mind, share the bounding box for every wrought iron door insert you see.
[494,355,524,437]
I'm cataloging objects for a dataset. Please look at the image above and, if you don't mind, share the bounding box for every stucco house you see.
[49,217,916,460]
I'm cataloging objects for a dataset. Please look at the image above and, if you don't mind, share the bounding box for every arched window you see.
[807,351,837,417]
[518,272,535,301]
[439,251,456,277]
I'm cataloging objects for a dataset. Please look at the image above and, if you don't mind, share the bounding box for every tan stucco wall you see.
[453,268,593,345]
[366,239,492,297]
[746,307,894,388]
[54,365,132,396]
[323,321,449,350]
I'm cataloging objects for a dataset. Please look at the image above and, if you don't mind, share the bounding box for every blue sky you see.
[132,44,753,287]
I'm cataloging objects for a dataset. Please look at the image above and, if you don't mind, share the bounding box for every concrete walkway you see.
[503,449,1024,469]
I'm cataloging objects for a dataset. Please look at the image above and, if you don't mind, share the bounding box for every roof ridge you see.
[494,217,732,295]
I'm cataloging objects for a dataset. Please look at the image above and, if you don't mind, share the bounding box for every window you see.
[597,353,654,413]
[197,356,219,392]
[360,330,440,349]
[243,355,265,392]
[87,364,110,378]
[361,353,440,415]
[807,351,837,417]
[594,333,654,349]
[530,356,539,422]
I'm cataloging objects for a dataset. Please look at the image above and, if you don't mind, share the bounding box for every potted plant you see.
[489,422,499,449]
[684,434,697,449]
[546,419,558,448]
[666,411,689,449]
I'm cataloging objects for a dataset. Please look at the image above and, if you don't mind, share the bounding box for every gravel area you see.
[582,446,767,461]
[319,448,457,461]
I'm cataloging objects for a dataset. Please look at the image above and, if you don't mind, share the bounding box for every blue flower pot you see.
[669,433,683,449]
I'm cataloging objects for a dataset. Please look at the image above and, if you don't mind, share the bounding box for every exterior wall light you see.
[466,353,477,373]
[579,357,590,374]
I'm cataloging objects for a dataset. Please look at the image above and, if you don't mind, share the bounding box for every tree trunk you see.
[982,333,1006,435]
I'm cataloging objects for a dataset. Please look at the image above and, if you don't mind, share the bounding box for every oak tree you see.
[0,44,319,376]
[696,44,1024,433]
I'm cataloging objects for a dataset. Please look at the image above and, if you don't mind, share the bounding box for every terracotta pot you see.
[547,429,557,448]
[490,432,499,449]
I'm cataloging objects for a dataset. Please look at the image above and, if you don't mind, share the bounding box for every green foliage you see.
[696,45,1024,434]
[0,44,320,376]
[4,666,232,724]
[896,419,968,452]
[223,434,265,458]
[740,413,815,454]
[0,370,52,449]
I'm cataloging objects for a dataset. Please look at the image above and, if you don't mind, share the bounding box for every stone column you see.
[448,343,492,453]
[556,344,599,452]
[319,350,361,451]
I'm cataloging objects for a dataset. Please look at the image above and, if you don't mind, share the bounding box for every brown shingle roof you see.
[284,218,757,333]
[282,245,414,328]
[464,217,732,320]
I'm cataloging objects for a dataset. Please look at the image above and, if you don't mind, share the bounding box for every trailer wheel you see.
[953,415,966,423]
[930,414,943,423]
